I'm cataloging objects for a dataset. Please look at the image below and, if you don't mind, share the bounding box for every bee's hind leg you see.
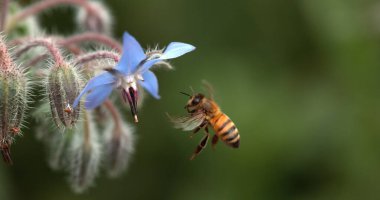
[211,134,219,150]
[190,127,210,160]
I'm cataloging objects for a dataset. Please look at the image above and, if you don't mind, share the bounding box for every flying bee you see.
[169,84,240,160]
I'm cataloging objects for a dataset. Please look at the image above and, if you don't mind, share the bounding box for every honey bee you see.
[169,84,240,160]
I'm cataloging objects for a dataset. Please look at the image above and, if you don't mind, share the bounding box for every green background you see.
[2,0,380,199]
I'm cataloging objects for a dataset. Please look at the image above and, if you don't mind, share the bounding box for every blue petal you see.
[160,42,195,60]
[136,59,162,74]
[138,70,160,99]
[84,83,114,109]
[135,42,195,73]
[115,32,146,74]
[72,72,115,108]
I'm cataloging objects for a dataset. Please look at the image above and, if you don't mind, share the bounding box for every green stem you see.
[0,0,9,32]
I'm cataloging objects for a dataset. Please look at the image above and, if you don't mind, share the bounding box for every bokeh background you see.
[2,0,380,199]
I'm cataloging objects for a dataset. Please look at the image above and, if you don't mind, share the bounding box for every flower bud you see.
[0,59,27,139]
[33,103,71,169]
[68,111,101,193]
[46,64,82,128]
[48,131,72,170]
[0,38,28,164]
[76,1,113,35]
[103,121,135,177]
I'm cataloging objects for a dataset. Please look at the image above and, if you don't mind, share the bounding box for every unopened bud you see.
[0,141,13,165]
[32,103,71,169]
[46,64,82,128]
[0,37,28,164]
[68,111,101,193]
[48,131,72,170]
[76,1,113,35]
[103,122,135,177]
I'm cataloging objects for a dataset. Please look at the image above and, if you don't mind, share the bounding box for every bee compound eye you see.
[192,97,200,105]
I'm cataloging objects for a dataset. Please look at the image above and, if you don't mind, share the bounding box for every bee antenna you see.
[179,91,191,97]
[189,86,195,94]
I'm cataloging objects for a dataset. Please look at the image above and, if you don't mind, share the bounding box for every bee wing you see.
[202,80,215,100]
[168,112,206,131]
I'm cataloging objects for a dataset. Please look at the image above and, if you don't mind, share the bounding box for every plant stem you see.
[74,50,120,66]
[62,33,122,53]
[9,36,83,58]
[103,100,122,137]
[0,36,12,70]
[14,38,65,66]
[5,0,96,32]
[82,110,91,151]
[0,0,9,32]
[25,54,49,68]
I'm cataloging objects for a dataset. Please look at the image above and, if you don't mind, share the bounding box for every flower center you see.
[124,75,137,90]
[119,74,144,91]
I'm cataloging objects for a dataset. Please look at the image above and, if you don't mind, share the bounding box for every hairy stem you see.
[62,33,122,53]
[0,36,12,70]
[0,0,9,32]
[25,54,49,68]
[15,38,65,66]
[6,0,97,32]
[9,36,82,65]
[103,100,122,137]
[74,51,120,66]
[82,110,91,151]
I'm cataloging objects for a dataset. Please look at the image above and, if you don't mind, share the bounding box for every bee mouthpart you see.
[122,87,139,123]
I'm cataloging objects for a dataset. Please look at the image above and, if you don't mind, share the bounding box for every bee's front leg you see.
[189,120,208,138]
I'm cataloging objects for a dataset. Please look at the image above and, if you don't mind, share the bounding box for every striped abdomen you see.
[210,113,240,148]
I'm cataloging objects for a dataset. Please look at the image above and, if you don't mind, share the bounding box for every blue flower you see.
[73,32,195,122]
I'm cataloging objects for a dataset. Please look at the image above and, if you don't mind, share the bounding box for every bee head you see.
[180,92,205,113]
[189,93,204,106]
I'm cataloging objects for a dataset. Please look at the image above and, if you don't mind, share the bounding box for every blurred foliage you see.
[4,0,380,199]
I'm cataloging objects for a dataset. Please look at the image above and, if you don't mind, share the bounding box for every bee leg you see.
[189,120,208,139]
[211,134,219,150]
[190,131,209,160]
[189,127,201,139]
